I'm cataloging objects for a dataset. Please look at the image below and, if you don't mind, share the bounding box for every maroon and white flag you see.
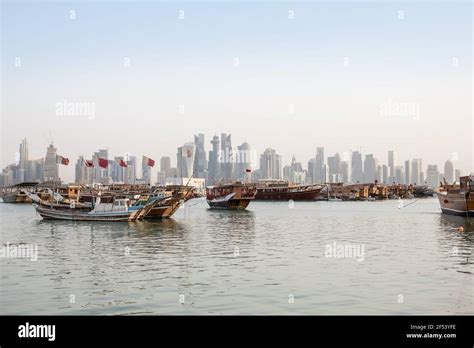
[56,155,69,165]
[83,159,94,167]
[143,156,155,167]
[98,158,108,168]
[117,159,128,168]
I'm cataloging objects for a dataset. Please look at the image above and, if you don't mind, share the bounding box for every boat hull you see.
[1,192,32,203]
[207,199,251,210]
[255,187,321,201]
[142,199,183,219]
[436,192,474,217]
[35,204,132,222]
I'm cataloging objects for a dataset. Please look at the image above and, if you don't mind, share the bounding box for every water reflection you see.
[439,214,474,233]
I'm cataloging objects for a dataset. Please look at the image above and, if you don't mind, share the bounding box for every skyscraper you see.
[160,156,171,177]
[19,138,28,182]
[125,155,136,184]
[220,133,233,180]
[411,158,422,185]
[382,165,388,183]
[426,165,439,188]
[43,143,59,182]
[307,158,316,184]
[193,134,207,179]
[142,157,152,184]
[388,150,396,181]
[177,142,196,178]
[315,147,325,182]
[260,148,282,179]
[363,154,377,183]
[444,160,455,184]
[235,141,252,180]
[327,152,341,182]
[207,135,220,184]
[455,169,462,182]
[341,161,349,183]
[351,151,363,183]
[404,160,411,185]
[394,166,404,184]
[111,156,125,183]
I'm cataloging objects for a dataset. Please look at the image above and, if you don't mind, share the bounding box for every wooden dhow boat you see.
[255,180,322,201]
[206,182,256,210]
[435,175,474,217]
[0,182,39,203]
[28,184,196,221]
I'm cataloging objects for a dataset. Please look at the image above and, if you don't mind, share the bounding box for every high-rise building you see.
[322,164,329,183]
[43,143,59,182]
[124,155,137,184]
[455,169,462,182]
[283,155,306,183]
[193,134,207,179]
[142,157,152,184]
[207,135,220,184]
[307,158,316,184]
[382,165,388,183]
[351,151,363,183]
[404,160,411,185]
[315,147,325,182]
[260,148,282,179]
[160,156,171,177]
[341,161,349,183]
[444,160,455,184]
[388,150,396,181]
[235,142,252,180]
[177,142,196,178]
[156,171,166,185]
[426,165,439,188]
[19,138,28,182]
[220,133,233,180]
[394,166,404,184]
[411,158,422,185]
[363,154,377,183]
[376,165,382,183]
[28,158,44,183]
[92,149,108,183]
[110,156,125,183]
[327,153,341,181]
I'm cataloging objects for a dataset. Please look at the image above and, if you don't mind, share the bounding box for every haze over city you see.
[1,1,472,183]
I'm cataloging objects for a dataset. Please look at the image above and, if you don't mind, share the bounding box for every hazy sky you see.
[1,1,472,182]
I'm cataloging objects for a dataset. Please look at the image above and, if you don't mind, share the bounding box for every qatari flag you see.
[117,159,128,168]
[143,156,155,167]
[56,155,69,165]
[98,158,108,168]
[83,159,94,167]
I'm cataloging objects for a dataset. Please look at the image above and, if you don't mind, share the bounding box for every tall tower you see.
[220,133,233,180]
[388,150,396,181]
[43,143,59,182]
[208,135,220,184]
[193,134,207,179]
[19,138,28,182]
[160,156,171,177]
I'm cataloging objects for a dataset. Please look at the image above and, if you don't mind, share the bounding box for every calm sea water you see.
[0,197,472,315]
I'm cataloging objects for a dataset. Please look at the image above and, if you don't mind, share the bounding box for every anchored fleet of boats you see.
[1,176,473,220]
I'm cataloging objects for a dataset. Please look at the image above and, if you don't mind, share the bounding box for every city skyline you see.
[1,134,469,188]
